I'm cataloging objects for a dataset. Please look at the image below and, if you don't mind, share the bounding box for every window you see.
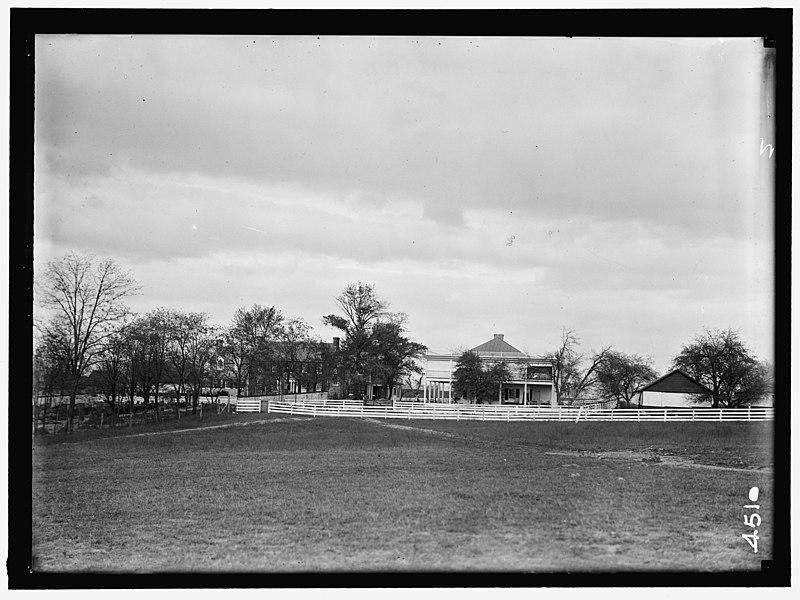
[526,366,552,380]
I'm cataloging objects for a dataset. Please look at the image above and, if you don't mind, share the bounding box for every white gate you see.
[236,398,261,413]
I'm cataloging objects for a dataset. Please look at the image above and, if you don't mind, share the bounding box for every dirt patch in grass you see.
[543,449,772,473]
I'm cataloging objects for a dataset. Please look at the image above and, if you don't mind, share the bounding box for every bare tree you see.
[227,305,283,396]
[545,328,611,403]
[571,347,613,399]
[545,328,581,402]
[94,326,131,428]
[167,310,210,417]
[273,318,314,399]
[33,336,70,433]
[404,371,424,401]
[183,316,216,414]
[35,252,139,433]
[124,312,173,424]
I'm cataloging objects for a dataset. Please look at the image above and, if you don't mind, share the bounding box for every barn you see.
[633,369,712,408]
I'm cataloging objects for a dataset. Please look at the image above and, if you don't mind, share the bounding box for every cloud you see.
[35,36,768,237]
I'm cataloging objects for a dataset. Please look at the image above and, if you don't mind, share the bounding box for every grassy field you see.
[31,414,774,573]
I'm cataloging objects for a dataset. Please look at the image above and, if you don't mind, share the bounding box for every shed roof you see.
[471,334,525,356]
[636,369,712,395]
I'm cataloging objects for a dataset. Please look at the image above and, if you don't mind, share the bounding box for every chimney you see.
[494,334,504,341]
[333,337,340,350]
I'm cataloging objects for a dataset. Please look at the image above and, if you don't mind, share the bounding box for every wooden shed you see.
[634,369,712,408]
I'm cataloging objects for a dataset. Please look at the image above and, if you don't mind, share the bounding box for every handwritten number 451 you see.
[742,486,760,553]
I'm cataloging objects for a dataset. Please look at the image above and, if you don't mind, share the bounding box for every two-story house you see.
[423,334,556,406]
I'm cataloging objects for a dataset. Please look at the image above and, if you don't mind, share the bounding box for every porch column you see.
[524,381,528,405]
[449,360,453,404]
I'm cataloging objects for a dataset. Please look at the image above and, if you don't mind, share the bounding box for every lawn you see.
[31,415,774,573]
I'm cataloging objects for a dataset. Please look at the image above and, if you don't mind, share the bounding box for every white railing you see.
[281,397,363,408]
[236,398,262,413]
[267,401,774,422]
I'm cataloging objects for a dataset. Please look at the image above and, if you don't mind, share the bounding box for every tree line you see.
[34,252,772,433]
[34,252,427,433]
[452,327,772,408]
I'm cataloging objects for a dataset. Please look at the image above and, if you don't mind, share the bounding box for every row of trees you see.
[34,252,428,432]
[452,328,772,408]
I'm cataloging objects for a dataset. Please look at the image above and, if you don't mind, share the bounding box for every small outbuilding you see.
[633,369,712,408]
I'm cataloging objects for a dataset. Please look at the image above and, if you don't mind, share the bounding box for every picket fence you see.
[266,400,774,422]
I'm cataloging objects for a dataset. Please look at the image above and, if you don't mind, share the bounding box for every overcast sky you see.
[33,35,775,372]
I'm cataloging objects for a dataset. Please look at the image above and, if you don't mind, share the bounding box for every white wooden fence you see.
[266,400,774,422]
[278,397,364,408]
[236,397,262,413]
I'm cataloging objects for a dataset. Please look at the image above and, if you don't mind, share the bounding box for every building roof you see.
[635,369,712,395]
[470,334,525,356]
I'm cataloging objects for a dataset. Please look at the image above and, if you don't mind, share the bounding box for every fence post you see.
[290,404,294,416]
[748,406,751,422]
[637,410,640,422]
[691,408,694,421]
[313,404,317,418]
[719,409,722,422]
[361,405,364,419]
[663,409,667,422]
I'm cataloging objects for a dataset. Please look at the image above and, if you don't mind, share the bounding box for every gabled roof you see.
[471,334,525,356]
[635,369,712,395]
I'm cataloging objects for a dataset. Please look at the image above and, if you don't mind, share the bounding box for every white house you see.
[423,334,556,406]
